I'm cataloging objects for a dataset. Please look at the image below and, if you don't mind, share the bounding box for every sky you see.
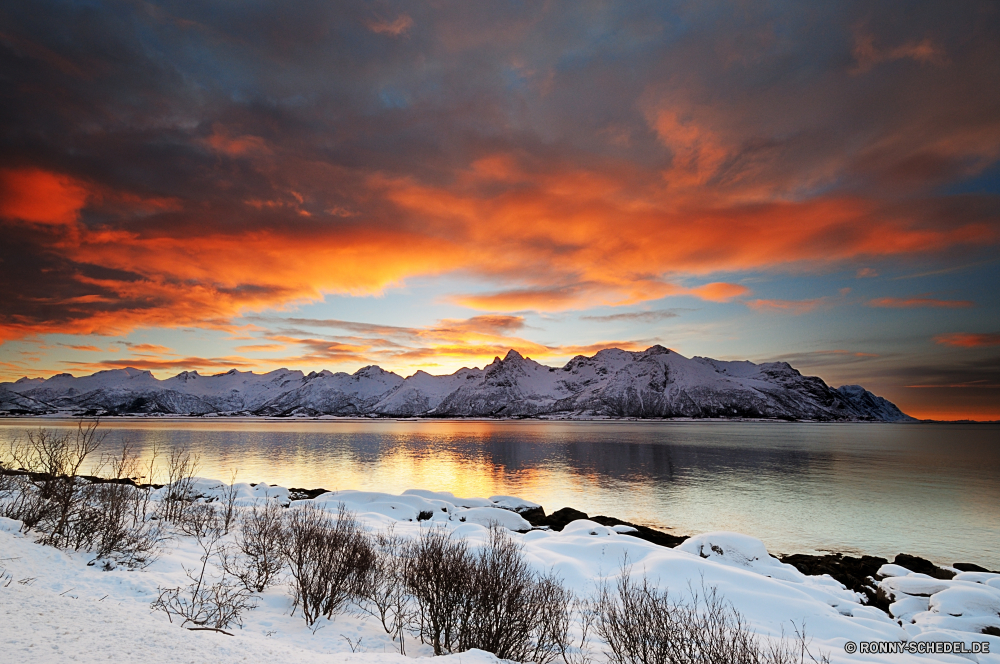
[1,1,999,420]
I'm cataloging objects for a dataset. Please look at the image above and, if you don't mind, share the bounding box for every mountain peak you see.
[641,345,670,356]
[503,349,524,361]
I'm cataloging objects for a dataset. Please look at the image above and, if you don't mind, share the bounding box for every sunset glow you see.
[1,2,998,419]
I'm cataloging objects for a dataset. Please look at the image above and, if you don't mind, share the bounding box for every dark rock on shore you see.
[289,487,330,500]
[893,553,956,580]
[954,562,999,573]
[779,553,890,611]
[519,506,688,548]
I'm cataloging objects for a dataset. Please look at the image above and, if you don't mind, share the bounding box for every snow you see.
[487,495,541,511]
[878,563,916,578]
[452,507,532,531]
[2,483,997,664]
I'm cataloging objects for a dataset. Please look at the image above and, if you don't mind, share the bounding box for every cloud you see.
[851,33,946,74]
[117,342,174,354]
[581,309,680,323]
[868,297,974,308]
[367,15,414,36]
[688,282,749,302]
[933,332,1000,348]
[245,314,652,374]
[856,267,879,278]
[64,356,258,373]
[0,168,88,225]
[746,298,825,315]
[203,125,271,157]
[234,343,287,352]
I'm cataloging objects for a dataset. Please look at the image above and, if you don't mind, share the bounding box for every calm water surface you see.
[1,418,997,568]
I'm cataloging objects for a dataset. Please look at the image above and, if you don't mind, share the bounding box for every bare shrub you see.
[152,500,255,629]
[159,447,199,524]
[219,469,240,535]
[542,579,595,664]
[223,498,286,593]
[459,527,568,663]
[0,471,50,530]
[404,527,473,654]
[594,567,829,664]
[359,525,412,653]
[75,438,163,566]
[282,503,375,626]
[0,425,161,566]
[9,421,106,547]
[178,502,222,539]
[404,525,572,659]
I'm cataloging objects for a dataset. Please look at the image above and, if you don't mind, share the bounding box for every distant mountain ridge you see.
[0,346,913,421]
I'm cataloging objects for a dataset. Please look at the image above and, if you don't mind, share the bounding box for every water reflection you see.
[0,419,996,568]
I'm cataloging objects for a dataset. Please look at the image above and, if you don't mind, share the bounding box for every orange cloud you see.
[933,332,1000,348]
[0,168,89,225]
[240,313,655,377]
[64,355,257,373]
[1,150,996,346]
[688,282,749,302]
[746,298,824,314]
[119,343,174,354]
[868,297,974,308]
[235,343,287,352]
[852,34,946,74]
[367,15,413,36]
[204,125,271,156]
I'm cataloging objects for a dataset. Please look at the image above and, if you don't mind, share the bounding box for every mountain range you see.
[0,346,913,421]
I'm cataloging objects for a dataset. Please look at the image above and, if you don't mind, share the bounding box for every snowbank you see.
[878,562,1000,649]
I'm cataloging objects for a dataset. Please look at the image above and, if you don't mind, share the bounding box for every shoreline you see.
[12,468,985,615]
[281,481,998,609]
[4,413,993,423]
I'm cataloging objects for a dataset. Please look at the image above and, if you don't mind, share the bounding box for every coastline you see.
[9,466,989,612]
[0,413,966,423]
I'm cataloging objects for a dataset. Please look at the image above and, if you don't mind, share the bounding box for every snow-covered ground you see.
[1,479,997,663]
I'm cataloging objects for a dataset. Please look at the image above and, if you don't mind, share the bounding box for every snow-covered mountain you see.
[0,346,914,421]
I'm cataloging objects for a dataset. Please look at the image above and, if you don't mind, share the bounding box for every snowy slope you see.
[0,346,913,421]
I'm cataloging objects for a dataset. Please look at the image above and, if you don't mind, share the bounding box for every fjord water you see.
[1,419,997,568]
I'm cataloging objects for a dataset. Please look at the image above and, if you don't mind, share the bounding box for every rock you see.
[524,507,590,531]
[518,506,687,546]
[288,487,330,501]
[780,553,889,611]
[589,515,687,547]
[955,562,998,573]
[893,553,956,580]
